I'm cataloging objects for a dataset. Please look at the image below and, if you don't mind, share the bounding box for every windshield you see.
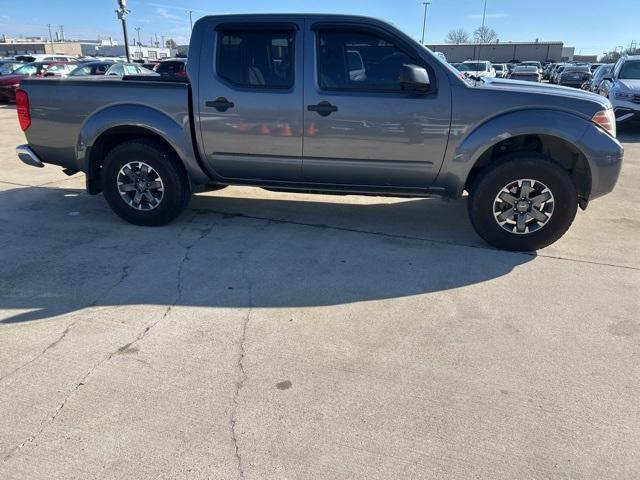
[513,66,538,73]
[458,62,487,72]
[12,64,40,75]
[619,60,640,80]
[564,66,590,73]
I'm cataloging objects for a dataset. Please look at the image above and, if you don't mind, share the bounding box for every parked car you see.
[14,14,623,251]
[104,63,158,77]
[0,60,23,75]
[457,60,495,79]
[493,63,508,78]
[600,55,640,124]
[0,61,77,101]
[551,64,568,84]
[154,58,188,78]
[14,54,78,63]
[69,61,115,77]
[520,60,543,74]
[558,65,592,88]
[543,63,557,80]
[508,65,541,82]
[582,64,612,94]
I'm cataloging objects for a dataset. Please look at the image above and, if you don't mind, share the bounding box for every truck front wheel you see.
[101,139,191,226]
[468,153,578,251]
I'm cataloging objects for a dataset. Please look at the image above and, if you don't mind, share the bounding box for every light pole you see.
[189,10,193,31]
[47,24,53,43]
[135,27,142,57]
[116,0,131,62]
[421,2,431,45]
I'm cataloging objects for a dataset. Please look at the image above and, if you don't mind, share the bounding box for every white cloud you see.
[156,7,182,21]
[468,13,510,20]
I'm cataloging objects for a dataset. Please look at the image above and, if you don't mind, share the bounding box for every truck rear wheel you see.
[101,139,191,226]
[468,153,578,251]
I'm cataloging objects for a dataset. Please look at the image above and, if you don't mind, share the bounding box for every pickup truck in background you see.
[15,14,624,251]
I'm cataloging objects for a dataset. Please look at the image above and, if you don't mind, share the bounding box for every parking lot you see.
[0,101,639,479]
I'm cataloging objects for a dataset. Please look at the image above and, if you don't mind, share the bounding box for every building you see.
[425,41,564,63]
[0,36,172,61]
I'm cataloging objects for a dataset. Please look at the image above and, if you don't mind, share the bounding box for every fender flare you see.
[435,109,592,197]
[76,103,210,187]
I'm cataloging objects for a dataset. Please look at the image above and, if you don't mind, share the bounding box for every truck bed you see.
[20,77,193,173]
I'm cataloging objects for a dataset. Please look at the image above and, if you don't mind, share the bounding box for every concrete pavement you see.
[1,103,639,479]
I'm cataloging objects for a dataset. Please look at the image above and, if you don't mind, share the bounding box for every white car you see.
[493,63,508,78]
[457,61,496,79]
[600,55,640,124]
[15,53,78,63]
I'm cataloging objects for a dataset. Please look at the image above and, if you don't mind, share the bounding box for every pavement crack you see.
[191,208,640,272]
[0,220,217,462]
[0,264,131,384]
[229,255,253,480]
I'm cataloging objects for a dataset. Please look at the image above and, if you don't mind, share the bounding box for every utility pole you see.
[421,2,431,45]
[47,24,53,43]
[476,0,488,63]
[59,25,64,42]
[155,33,159,47]
[189,10,193,31]
[135,27,142,57]
[161,35,165,49]
[116,0,131,62]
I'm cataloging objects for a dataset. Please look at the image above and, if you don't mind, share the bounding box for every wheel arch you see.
[77,105,210,194]
[436,110,595,208]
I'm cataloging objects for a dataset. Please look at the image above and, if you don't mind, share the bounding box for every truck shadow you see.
[0,186,536,324]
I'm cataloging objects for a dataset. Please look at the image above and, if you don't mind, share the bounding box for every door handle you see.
[307,101,338,117]
[206,97,235,112]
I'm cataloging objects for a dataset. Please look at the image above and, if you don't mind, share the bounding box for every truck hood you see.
[478,77,611,110]
[617,79,640,91]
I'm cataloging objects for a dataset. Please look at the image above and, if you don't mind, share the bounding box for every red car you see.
[0,61,78,102]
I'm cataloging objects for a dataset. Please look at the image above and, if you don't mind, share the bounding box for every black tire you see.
[468,153,578,251]
[101,139,191,226]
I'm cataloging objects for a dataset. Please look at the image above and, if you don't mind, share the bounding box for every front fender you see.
[434,109,592,197]
[77,103,210,185]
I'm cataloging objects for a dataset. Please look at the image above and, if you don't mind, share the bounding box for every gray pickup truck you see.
[15,14,623,251]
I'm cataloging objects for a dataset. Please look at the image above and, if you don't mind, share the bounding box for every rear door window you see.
[217,29,295,88]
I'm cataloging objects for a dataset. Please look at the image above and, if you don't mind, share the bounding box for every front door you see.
[198,20,304,181]
[302,24,451,188]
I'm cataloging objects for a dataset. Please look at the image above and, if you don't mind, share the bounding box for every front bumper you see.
[16,145,45,168]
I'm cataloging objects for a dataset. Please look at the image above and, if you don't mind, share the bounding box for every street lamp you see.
[115,0,131,62]
[135,26,142,57]
[189,10,194,31]
[421,2,431,45]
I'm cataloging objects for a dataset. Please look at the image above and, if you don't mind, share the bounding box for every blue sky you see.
[0,0,637,56]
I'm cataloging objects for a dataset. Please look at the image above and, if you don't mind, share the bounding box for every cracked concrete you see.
[1,104,639,479]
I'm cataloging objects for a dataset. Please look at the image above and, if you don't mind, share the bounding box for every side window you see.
[107,65,124,76]
[317,29,415,91]
[217,28,295,88]
[124,65,138,75]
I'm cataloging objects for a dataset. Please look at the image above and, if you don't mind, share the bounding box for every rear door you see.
[197,19,304,181]
[302,22,451,188]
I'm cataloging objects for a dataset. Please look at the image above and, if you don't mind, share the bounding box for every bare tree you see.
[473,25,498,44]
[445,29,470,44]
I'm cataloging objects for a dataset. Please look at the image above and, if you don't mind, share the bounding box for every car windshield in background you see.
[513,66,538,72]
[564,66,590,72]
[619,60,640,79]
[155,61,185,75]
[458,62,487,71]
[12,64,39,75]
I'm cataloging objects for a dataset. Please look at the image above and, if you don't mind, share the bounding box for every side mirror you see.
[399,64,430,94]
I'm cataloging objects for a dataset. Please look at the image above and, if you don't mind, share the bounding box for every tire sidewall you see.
[102,140,190,226]
[469,155,578,251]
